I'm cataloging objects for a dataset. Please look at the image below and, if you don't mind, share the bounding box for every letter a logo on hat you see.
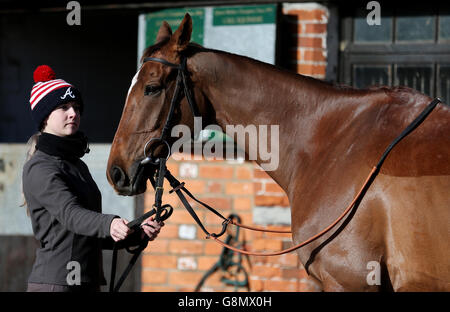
[29,65,83,130]
[60,87,75,100]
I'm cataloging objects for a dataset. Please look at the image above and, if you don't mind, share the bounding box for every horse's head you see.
[107,14,209,195]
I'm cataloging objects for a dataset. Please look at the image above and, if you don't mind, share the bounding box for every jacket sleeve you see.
[24,161,117,239]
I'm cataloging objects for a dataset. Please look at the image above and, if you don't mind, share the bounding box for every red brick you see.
[253,168,272,180]
[235,167,252,180]
[252,265,282,278]
[177,256,198,270]
[233,197,252,211]
[264,279,298,292]
[265,182,285,194]
[254,182,264,193]
[161,192,180,209]
[142,254,177,269]
[204,240,223,256]
[197,197,231,211]
[159,223,178,239]
[252,238,283,252]
[296,36,323,48]
[141,269,168,284]
[255,195,290,206]
[177,286,196,291]
[225,182,253,195]
[238,211,253,226]
[140,158,328,293]
[141,285,176,292]
[266,253,299,267]
[249,278,264,291]
[169,240,204,255]
[286,9,327,22]
[297,63,326,77]
[169,271,204,286]
[303,49,326,62]
[170,210,204,225]
[166,161,179,176]
[304,23,327,34]
[199,166,234,179]
[197,256,219,270]
[205,181,222,193]
[205,212,227,226]
[178,179,205,194]
[144,238,169,253]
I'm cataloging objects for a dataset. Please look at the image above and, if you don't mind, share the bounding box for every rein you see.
[110,54,444,291]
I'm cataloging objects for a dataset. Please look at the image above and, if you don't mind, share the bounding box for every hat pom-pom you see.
[33,65,56,83]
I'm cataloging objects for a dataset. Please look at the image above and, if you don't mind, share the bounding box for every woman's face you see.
[42,101,81,136]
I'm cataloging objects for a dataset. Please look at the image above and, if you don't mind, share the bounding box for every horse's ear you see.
[170,13,192,52]
[155,21,172,44]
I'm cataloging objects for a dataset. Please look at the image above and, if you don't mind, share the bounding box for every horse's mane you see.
[141,41,420,97]
[184,44,355,92]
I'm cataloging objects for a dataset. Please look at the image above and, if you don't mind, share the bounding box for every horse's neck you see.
[192,50,331,120]
[189,51,362,191]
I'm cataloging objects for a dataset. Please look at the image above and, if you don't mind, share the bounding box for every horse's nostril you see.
[111,166,127,187]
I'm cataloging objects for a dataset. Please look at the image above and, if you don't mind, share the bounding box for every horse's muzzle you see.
[109,160,155,196]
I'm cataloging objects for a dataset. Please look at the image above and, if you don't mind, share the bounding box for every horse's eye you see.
[144,85,161,96]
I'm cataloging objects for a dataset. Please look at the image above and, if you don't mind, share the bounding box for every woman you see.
[22,65,162,292]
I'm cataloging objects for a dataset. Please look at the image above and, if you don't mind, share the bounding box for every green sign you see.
[213,4,276,26]
[145,8,205,47]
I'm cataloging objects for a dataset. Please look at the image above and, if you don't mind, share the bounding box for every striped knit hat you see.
[30,65,83,130]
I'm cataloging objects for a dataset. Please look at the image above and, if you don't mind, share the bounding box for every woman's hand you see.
[110,218,133,242]
[141,217,164,241]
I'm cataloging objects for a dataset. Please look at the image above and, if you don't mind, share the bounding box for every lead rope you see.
[166,165,377,256]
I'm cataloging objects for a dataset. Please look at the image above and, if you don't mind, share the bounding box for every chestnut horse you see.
[107,14,450,291]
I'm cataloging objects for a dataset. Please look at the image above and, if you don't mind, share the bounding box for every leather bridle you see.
[128,55,200,194]
[140,56,200,164]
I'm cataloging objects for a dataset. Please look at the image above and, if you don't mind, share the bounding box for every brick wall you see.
[141,157,320,292]
[282,3,329,79]
[140,2,328,292]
